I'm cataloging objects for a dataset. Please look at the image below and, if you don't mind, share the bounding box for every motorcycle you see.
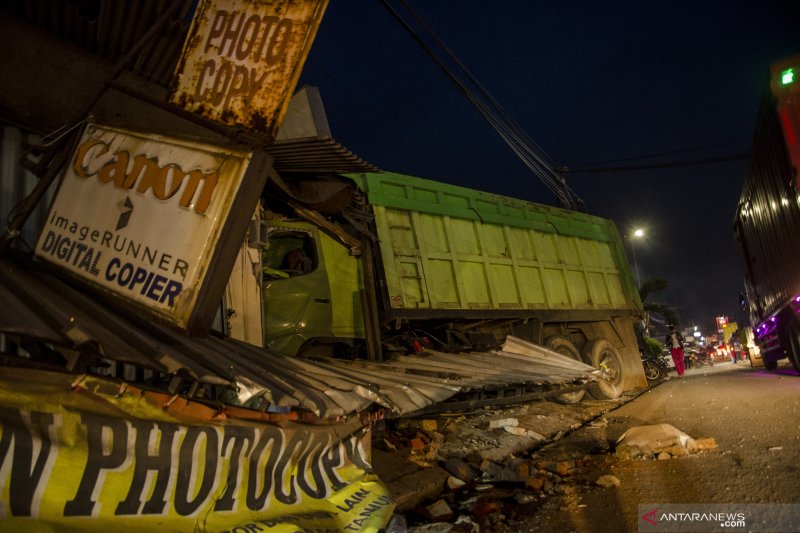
[641,350,670,383]
[694,347,715,367]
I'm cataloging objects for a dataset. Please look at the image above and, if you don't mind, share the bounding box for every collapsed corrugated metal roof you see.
[0,4,379,175]
[0,0,195,87]
[0,253,601,419]
[266,136,379,174]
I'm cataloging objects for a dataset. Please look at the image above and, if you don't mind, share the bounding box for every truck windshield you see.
[262,232,317,279]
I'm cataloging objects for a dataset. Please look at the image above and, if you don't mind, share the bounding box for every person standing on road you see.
[665,325,686,376]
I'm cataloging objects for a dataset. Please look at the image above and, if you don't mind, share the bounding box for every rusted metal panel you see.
[0,127,54,247]
[1,0,196,86]
[169,0,329,138]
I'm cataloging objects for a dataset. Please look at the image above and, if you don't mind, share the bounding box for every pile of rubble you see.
[371,398,630,531]
[371,391,725,531]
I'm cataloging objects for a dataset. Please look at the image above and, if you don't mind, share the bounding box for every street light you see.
[630,228,645,288]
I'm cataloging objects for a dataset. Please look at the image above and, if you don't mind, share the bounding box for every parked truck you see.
[240,170,646,398]
[735,54,800,371]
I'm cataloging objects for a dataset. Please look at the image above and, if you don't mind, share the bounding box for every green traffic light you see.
[782,68,794,85]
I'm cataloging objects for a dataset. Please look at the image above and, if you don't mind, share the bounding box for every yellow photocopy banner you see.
[0,369,393,532]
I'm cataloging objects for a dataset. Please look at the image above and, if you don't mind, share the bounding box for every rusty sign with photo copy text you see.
[169,0,328,138]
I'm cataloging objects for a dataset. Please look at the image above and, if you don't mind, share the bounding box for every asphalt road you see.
[508,360,800,532]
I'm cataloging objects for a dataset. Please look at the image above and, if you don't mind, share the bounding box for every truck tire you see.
[582,338,623,400]
[545,336,586,404]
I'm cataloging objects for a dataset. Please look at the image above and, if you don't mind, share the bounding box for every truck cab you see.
[262,220,365,357]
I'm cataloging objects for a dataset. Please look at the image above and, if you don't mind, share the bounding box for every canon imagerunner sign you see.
[35,123,270,333]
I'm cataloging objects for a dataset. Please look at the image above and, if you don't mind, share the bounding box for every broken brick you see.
[470,500,502,517]
[662,445,689,457]
[689,437,718,451]
[525,477,545,491]
[556,460,575,476]
[420,419,438,433]
[447,476,466,490]
[479,459,505,479]
[426,499,454,522]
[535,460,556,473]
[410,437,427,450]
[517,461,531,479]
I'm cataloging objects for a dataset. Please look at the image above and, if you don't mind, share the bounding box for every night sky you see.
[298,1,800,332]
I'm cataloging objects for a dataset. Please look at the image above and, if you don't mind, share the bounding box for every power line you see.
[564,153,749,174]
[378,0,584,211]
[570,142,748,169]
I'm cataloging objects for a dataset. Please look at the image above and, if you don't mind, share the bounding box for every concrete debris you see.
[385,514,408,533]
[690,438,718,451]
[426,499,454,522]
[515,493,537,505]
[526,429,547,440]
[503,425,527,436]
[453,514,480,532]
[489,417,519,429]
[408,523,452,533]
[444,457,479,483]
[372,391,637,529]
[657,452,671,460]
[447,476,466,490]
[595,474,621,488]
[525,477,545,491]
[479,459,506,479]
[616,423,716,459]
[588,417,609,428]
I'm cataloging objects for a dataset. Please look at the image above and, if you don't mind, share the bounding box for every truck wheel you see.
[582,339,624,400]
[544,336,586,404]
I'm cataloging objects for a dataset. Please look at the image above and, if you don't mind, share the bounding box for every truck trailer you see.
[735,54,800,370]
[241,170,647,398]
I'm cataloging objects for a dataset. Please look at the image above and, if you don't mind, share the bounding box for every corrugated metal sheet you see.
[0,2,378,174]
[0,252,601,419]
[735,56,800,324]
[0,0,195,87]
[267,136,379,174]
[0,126,54,248]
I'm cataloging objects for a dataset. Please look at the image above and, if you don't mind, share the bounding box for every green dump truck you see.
[257,171,646,397]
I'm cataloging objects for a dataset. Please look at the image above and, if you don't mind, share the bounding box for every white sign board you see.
[35,124,269,332]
